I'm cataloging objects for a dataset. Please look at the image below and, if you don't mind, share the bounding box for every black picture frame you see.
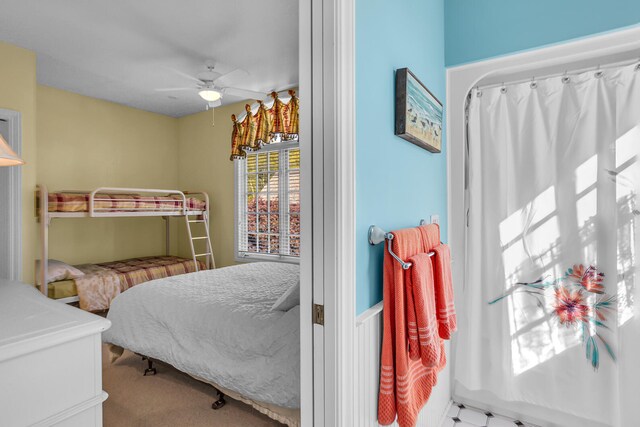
[395,68,443,153]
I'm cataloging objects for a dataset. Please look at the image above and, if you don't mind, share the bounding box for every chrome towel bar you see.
[368,220,435,270]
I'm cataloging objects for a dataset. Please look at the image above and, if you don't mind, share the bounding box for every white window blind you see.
[236,142,300,260]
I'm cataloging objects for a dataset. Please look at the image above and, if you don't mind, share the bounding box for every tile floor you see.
[442,402,538,427]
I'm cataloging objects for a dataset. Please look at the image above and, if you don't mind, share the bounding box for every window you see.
[235,141,300,261]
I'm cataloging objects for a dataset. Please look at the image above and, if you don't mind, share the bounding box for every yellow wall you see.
[177,105,237,268]
[37,85,180,266]
[0,42,38,283]
[0,39,241,279]
[35,86,239,274]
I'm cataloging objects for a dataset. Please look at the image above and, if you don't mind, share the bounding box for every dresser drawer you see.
[0,334,103,427]
[53,402,104,427]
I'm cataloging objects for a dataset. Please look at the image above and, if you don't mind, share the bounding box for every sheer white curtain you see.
[456,62,640,427]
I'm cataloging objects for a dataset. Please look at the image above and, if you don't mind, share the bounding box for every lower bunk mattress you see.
[49,256,204,311]
[103,262,301,426]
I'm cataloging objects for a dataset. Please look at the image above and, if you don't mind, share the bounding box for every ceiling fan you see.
[156,60,266,109]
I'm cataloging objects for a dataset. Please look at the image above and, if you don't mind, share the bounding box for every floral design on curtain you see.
[489,264,617,370]
[230,90,299,160]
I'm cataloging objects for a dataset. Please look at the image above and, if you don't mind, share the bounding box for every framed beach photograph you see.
[395,68,443,153]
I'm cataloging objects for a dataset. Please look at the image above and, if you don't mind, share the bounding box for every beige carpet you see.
[102,345,283,426]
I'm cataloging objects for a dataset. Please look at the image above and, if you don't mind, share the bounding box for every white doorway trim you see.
[446,25,640,414]
[300,0,356,425]
[0,109,22,281]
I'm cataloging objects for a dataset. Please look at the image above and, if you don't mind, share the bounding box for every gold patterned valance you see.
[230,90,299,160]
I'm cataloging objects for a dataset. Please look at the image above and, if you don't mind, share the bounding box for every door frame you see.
[300,0,356,425]
[0,109,22,281]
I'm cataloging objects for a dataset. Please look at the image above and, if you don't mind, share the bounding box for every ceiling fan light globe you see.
[198,89,222,102]
[207,99,222,108]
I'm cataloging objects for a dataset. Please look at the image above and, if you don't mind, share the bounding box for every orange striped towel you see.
[406,252,440,368]
[417,223,440,251]
[432,244,457,339]
[404,267,420,362]
[378,227,445,427]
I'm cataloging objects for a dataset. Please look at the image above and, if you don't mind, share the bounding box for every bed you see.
[46,256,205,312]
[36,185,216,305]
[45,191,207,213]
[103,261,301,426]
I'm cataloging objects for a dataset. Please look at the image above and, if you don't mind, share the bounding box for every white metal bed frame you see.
[36,184,215,304]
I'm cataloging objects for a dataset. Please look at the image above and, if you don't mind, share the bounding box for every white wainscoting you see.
[355,302,453,426]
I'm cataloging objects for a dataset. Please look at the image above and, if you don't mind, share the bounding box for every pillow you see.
[35,259,85,283]
[271,280,300,311]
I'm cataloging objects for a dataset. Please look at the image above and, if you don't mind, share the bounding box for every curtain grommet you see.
[595,71,604,79]
[530,81,538,89]
[500,87,507,94]
[562,76,571,84]
[476,91,483,98]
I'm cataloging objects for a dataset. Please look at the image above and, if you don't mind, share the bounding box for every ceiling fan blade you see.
[213,68,249,86]
[222,86,265,100]
[155,87,196,92]
[161,66,203,84]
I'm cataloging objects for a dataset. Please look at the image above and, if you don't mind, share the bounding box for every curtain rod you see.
[474,57,640,92]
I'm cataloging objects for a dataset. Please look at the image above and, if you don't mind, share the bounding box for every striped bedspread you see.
[48,192,206,213]
[75,256,205,312]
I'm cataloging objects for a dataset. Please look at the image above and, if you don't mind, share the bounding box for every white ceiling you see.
[0,0,298,117]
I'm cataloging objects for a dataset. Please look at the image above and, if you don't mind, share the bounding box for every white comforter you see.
[103,262,300,408]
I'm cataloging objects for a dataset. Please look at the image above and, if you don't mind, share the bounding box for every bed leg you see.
[211,389,226,410]
[142,356,157,376]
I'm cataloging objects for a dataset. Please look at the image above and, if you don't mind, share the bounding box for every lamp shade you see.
[0,134,24,167]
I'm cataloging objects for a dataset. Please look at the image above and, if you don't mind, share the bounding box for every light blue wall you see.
[445,0,640,66]
[356,0,447,314]
[355,0,639,314]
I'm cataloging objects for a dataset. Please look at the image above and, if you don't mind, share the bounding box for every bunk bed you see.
[35,185,215,311]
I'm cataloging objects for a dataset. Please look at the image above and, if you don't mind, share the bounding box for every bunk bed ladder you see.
[185,212,216,271]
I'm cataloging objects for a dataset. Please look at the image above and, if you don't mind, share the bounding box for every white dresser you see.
[0,280,111,426]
